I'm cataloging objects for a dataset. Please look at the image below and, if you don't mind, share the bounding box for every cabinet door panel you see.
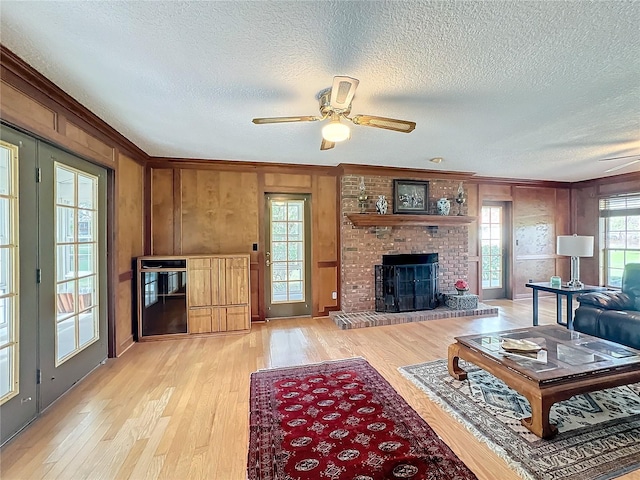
[225,306,249,331]
[225,257,249,305]
[190,257,211,269]
[212,258,223,305]
[217,307,227,332]
[188,267,212,306]
[188,308,213,333]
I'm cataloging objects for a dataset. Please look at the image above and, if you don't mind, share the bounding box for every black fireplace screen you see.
[375,254,439,312]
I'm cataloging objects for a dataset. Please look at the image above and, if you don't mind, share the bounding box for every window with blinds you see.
[599,193,640,287]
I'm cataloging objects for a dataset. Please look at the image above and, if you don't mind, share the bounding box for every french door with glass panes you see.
[0,125,107,445]
[0,128,38,445]
[38,142,107,411]
[265,194,311,318]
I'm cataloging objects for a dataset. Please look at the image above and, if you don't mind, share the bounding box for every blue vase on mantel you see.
[437,197,451,216]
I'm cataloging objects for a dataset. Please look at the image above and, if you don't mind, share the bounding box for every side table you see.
[444,293,479,310]
[525,282,607,329]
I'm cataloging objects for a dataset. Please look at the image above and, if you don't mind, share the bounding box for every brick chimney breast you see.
[340,175,469,313]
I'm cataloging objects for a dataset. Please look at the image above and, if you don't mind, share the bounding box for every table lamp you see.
[556,234,594,289]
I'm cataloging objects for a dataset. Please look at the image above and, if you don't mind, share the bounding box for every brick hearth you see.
[329,303,498,329]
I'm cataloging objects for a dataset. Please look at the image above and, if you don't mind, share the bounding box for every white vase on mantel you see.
[376,195,388,214]
[437,197,451,216]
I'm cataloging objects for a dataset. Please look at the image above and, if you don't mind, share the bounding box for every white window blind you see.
[599,193,640,217]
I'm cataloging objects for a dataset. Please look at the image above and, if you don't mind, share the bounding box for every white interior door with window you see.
[265,194,311,318]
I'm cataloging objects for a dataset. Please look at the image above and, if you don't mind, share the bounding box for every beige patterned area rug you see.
[399,360,640,480]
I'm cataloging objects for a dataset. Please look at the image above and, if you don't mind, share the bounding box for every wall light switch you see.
[332,291,337,300]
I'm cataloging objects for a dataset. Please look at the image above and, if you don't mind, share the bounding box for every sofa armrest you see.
[577,291,635,310]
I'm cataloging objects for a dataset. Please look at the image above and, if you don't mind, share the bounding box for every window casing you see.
[270,200,305,303]
[599,194,640,288]
[481,206,503,288]
[0,141,19,405]
[55,164,100,365]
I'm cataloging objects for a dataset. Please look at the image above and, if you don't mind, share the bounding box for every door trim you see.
[264,194,312,318]
[481,201,512,300]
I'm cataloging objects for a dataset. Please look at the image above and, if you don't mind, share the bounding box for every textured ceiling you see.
[1,1,639,181]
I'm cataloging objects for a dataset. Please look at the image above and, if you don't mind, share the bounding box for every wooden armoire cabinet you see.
[187,255,250,333]
[137,254,250,340]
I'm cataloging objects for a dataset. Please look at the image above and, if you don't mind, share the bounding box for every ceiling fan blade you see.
[598,154,640,162]
[329,76,359,110]
[252,116,319,124]
[320,138,335,151]
[351,115,416,133]
[604,159,640,173]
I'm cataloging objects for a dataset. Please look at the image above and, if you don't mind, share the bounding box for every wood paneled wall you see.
[469,183,572,299]
[182,170,259,254]
[512,186,570,297]
[150,169,176,255]
[116,155,144,354]
[312,175,339,315]
[149,165,339,319]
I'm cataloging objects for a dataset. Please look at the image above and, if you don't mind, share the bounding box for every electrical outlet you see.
[332,291,337,300]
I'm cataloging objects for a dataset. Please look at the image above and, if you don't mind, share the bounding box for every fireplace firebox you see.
[375,254,439,312]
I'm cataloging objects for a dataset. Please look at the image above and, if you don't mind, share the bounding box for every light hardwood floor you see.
[2,298,639,480]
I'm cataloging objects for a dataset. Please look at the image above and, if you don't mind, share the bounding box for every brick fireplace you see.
[340,174,470,313]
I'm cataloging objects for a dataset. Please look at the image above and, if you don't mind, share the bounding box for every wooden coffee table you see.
[448,325,640,438]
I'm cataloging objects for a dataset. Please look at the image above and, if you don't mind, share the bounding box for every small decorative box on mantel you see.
[444,293,479,310]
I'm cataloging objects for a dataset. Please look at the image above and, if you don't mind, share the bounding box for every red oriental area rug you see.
[248,358,477,480]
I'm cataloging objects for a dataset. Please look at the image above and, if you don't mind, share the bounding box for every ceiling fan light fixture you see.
[253,76,415,150]
[322,117,350,142]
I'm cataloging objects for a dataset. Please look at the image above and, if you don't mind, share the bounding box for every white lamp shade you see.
[556,235,594,257]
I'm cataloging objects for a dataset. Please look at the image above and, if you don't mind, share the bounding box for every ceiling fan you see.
[252,76,416,150]
[598,154,640,173]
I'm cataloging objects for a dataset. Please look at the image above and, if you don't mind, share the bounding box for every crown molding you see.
[147,156,337,175]
[570,170,640,189]
[0,44,148,164]
[336,163,475,181]
[468,175,572,189]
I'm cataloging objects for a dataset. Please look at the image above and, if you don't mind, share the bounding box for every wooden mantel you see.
[346,213,476,227]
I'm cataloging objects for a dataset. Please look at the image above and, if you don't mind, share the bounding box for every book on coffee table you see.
[500,348,549,363]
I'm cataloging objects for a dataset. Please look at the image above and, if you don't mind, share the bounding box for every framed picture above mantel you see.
[393,179,429,214]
